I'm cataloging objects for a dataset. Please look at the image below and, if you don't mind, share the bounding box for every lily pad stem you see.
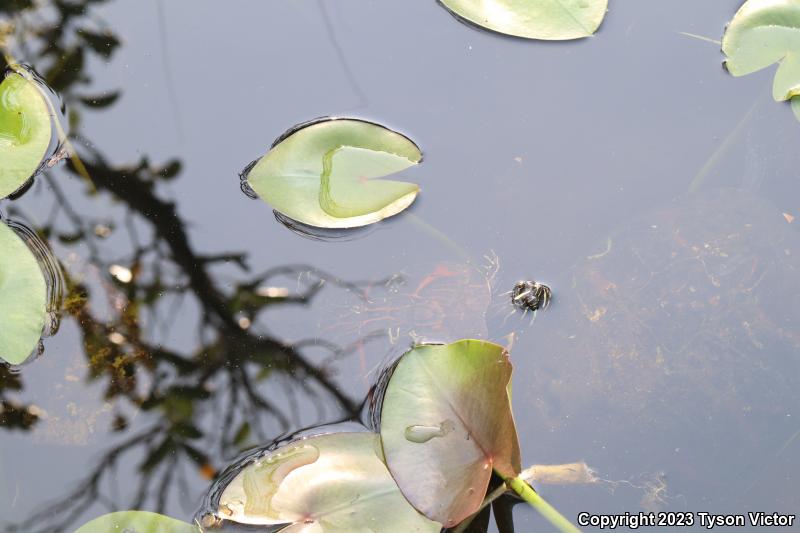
[500,471,581,533]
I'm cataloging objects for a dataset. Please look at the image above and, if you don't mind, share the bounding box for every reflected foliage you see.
[1,2,369,532]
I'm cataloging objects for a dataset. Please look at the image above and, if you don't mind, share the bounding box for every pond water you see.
[1,0,799,531]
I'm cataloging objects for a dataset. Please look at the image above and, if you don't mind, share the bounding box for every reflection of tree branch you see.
[66,154,359,412]
[237,365,291,430]
[3,2,385,531]
[6,425,163,533]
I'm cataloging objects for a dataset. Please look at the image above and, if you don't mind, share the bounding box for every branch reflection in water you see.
[0,2,384,531]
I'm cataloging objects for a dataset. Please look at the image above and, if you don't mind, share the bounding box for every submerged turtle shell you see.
[544,189,800,425]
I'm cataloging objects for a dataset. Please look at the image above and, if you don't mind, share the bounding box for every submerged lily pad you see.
[379,339,521,527]
[215,432,440,532]
[440,0,608,40]
[245,118,422,229]
[0,221,47,365]
[74,511,200,532]
[0,66,54,199]
[722,0,800,111]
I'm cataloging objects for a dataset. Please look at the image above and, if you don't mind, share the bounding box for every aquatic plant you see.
[723,0,800,120]
[244,118,422,229]
[200,340,579,533]
[439,0,608,40]
[0,219,49,365]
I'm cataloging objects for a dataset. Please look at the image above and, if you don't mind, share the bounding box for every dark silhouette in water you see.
[0,2,377,532]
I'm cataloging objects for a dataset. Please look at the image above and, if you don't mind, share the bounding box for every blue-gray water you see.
[1,0,798,531]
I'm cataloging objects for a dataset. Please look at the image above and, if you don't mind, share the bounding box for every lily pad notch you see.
[244,117,423,229]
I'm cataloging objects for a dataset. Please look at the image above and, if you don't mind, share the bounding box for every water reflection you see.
[1,3,371,532]
[1,0,799,531]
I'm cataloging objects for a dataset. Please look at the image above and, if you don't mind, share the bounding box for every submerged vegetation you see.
[0,0,798,531]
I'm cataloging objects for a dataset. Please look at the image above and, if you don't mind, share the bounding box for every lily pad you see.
[245,118,422,229]
[0,66,54,199]
[378,339,521,527]
[215,432,440,532]
[439,0,608,40]
[722,0,800,104]
[0,220,47,365]
[74,511,200,533]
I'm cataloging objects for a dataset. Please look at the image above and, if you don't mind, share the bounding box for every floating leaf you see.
[245,118,421,229]
[215,432,439,532]
[723,0,800,108]
[0,66,53,199]
[0,221,47,365]
[379,340,521,527]
[439,0,608,40]
[74,511,200,533]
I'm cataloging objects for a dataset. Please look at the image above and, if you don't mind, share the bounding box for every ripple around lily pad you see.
[197,428,440,532]
[0,216,64,366]
[0,64,67,200]
[241,117,423,233]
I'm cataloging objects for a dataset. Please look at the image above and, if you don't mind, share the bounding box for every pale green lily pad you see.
[0,221,47,365]
[74,511,200,533]
[793,95,800,119]
[723,0,800,104]
[216,432,440,532]
[439,0,608,40]
[246,118,421,229]
[379,340,521,527]
[0,66,53,199]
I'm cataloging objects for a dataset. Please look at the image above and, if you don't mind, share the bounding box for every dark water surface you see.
[1,0,799,531]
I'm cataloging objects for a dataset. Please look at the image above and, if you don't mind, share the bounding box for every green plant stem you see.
[687,95,760,193]
[501,473,581,533]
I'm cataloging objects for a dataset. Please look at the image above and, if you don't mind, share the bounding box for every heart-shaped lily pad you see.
[0,65,54,199]
[0,220,48,365]
[379,339,521,527]
[723,0,800,111]
[439,0,608,40]
[74,511,200,533]
[245,118,422,229]
[215,432,440,532]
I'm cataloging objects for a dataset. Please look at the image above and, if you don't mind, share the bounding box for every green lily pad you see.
[379,339,521,527]
[73,511,200,533]
[215,432,440,532]
[722,0,800,104]
[0,66,54,199]
[246,118,422,229]
[439,0,608,40]
[0,220,47,365]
